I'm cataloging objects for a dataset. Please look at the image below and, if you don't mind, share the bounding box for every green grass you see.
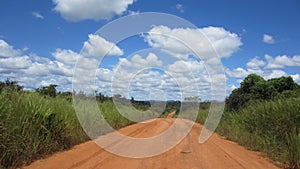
[0,89,158,168]
[2,87,299,169]
[0,89,88,168]
[217,98,300,169]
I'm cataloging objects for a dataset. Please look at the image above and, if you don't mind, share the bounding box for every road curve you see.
[24,114,278,169]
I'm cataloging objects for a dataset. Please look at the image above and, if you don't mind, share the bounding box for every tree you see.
[226,88,251,111]
[240,74,265,93]
[0,79,23,93]
[36,84,57,98]
[268,76,299,93]
[250,81,276,100]
[226,74,300,111]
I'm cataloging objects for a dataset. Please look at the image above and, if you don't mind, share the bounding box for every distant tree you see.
[95,91,109,102]
[36,84,57,98]
[131,96,135,103]
[0,79,23,93]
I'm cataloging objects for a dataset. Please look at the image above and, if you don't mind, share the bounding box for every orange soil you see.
[24,112,278,169]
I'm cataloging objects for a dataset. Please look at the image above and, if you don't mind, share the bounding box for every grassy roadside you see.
[178,98,297,169]
[0,89,88,168]
[0,89,156,168]
[1,87,299,169]
[216,98,300,169]
[176,98,299,168]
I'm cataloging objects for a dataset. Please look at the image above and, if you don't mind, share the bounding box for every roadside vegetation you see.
[1,73,299,169]
[0,80,154,168]
[217,74,300,169]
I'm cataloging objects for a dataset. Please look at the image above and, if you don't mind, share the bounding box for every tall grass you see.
[0,89,157,168]
[217,98,300,168]
[0,89,88,168]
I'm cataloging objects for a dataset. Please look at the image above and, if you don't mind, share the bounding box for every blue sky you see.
[0,0,299,101]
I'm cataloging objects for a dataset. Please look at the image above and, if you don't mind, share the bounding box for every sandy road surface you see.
[24,113,278,169]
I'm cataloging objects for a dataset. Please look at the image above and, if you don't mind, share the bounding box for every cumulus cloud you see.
[82,34,123,57]
[0,38,113,91]
[262,69,287,80]
[291,74,300,83]
[265,54,300,69]
[263,34,275,44]
[118,53,162,69]
[225,67,248,78]
[98,52,225,100]
[0,40,22,58]
[246,57,265,69]
[0,56,32,70]
[52,0,135,21]
[32,11,44,19]
[144,26,242,59]
[52,48,80,65]
[226,54,300,84]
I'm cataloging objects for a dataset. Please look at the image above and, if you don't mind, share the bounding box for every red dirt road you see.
[24,114,278,169]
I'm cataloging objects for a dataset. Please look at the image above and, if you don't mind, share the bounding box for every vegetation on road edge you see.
[218,74,300,169]
[1,73,299,169]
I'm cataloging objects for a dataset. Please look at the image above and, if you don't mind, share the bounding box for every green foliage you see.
[222,74,300,168]
[226,74,300,111]
[0,89,88,168]
[240,74,265,93]
[0,79,23,93]
[0,88,158,168]
[36,84,58,98]
[159,101,181,118]
[220,97,300,168]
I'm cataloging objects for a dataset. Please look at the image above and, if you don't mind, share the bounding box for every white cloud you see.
[263,69,287,80]
[227,84,237,93]
[32,11,44,19]
[176,4,184,13]
[52,48,79,65]
[265,54,300,69]
[225,67,248,78]
[144,26,242,59]
[167,60,205,74]
[246,57,265,75]
[291,74,300,83]
[226,54,300,86]
[0,39,79,91]
[118,53,163,69]
[0,40,22,58]
[128,10,140,16]
[82,34,123,57]
[263,34,275,44]
[52,0,135,21]
[246,57,265,69]
[0,56,32,70]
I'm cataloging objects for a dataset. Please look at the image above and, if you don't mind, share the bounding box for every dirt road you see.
[24,113,278,169]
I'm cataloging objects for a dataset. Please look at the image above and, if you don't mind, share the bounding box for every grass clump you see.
[218,98,300,168]
[0,89,88,168]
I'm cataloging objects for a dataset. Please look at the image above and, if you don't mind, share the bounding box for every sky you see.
[0,0,299,101]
